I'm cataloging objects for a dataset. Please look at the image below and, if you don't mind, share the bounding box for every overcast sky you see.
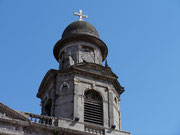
[0,0,180,135]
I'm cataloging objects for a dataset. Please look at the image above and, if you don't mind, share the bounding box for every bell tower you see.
[36,10,129,135]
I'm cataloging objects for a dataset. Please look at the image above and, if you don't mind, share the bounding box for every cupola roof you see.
[62,21,99,39]
[53,21,108,62]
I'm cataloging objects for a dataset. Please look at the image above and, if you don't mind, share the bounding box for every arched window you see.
[84,90,103,125]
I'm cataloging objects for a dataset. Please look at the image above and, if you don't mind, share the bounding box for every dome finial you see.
[74,9,88,21]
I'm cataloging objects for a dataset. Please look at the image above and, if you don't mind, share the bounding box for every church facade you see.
[0,11,130,135]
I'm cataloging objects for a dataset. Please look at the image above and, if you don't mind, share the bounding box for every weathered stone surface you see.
[0,20,130,134]
[0,113,131,135]
[57,41,103,69]
[36,61,127,132]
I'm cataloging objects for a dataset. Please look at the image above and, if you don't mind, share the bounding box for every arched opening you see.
[84,90,103,125]
[82,46,94,53]
[45,99,52,116]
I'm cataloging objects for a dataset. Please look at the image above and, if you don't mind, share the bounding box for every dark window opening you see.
[60,51,65,59]
[114,97,117,104]
[84,90,103,125]
[45,99,52,116]
[82,46,94,52]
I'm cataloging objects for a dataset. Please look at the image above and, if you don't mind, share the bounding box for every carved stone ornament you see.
[84,90,102,102]
[60,82,70,91]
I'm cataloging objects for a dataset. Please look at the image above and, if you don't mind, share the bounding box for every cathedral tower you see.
[36,10,130,135]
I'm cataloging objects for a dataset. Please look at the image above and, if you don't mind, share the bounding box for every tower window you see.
[84,90,103,125]
[45,99,52,116]
[60,51,65,59]
[82,46,94,52]
[114,97,118,104]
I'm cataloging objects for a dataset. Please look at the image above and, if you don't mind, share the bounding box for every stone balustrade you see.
[85,125,104,135]
[24,112,106,135]
[24,112,58,126]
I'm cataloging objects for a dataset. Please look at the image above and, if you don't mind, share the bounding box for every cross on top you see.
[74,10,88,21]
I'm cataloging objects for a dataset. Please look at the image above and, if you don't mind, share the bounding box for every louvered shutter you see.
[84,90,103,125]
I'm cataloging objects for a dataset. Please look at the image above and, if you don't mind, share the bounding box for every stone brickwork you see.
[58,41,103,70]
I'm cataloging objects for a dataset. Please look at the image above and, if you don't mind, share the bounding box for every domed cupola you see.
[53,10,108,70]
[62,21,100,39]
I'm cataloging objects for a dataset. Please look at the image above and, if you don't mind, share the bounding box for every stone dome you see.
[62,21,99,39]
[53,21,108,62]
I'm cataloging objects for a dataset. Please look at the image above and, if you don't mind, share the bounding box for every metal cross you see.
[74,9,88,21]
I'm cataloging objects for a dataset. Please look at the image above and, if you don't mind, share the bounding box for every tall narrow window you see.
[84,90,103,125]
[45,99,52,116]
